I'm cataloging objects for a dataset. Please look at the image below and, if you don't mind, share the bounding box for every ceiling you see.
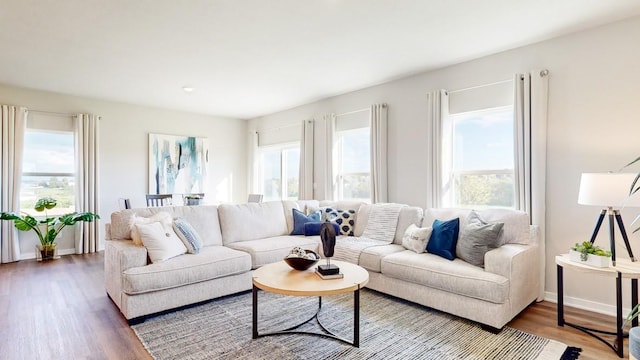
[1,1,640,119]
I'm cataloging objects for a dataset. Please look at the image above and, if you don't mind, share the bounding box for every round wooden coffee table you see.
[252,260,369,347]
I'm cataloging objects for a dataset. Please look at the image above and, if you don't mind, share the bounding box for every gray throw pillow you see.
[456,211,504,267]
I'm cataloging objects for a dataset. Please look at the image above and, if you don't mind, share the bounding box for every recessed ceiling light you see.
[182,86,194,93]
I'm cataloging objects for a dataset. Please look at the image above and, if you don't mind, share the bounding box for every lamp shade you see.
[578,173,640,208]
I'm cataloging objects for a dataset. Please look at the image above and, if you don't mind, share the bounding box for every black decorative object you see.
[318,221,340,275]
[284,249,319,270]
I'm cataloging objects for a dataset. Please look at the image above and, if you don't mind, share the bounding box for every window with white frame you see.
[259,143,300,201]
[334,110,371,202]
[21,125,76,216]
[445,106,515,208]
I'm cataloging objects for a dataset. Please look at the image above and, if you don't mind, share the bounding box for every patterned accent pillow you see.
[323,208,357,236]
[173,218,203,254]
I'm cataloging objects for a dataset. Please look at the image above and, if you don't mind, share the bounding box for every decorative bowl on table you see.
[284,247,320,271]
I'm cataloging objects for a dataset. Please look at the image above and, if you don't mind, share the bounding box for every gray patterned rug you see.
[132,289,577,359]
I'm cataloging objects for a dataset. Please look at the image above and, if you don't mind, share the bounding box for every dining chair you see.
[247,194,263,203]
[146,194,173,207]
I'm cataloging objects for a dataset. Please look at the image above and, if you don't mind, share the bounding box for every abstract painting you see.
[149,133,209,195]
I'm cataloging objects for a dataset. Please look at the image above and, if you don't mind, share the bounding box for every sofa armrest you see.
[484,243,540,317]
[104,239,148,308]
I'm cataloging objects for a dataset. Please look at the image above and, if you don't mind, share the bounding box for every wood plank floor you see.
[0,252,626,359]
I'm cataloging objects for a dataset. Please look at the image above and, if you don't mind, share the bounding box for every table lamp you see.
[578,172,640,266]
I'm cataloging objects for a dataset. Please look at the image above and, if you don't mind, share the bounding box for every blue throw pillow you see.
[426,218,460,260]
[291,208,321,235]
[304,222,340,236]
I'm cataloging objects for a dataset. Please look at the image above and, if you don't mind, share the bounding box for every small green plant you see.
[0,197,100,249]
[571,241,611,261]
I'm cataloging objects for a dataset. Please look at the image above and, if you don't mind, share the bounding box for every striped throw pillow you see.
[173,218,203,254]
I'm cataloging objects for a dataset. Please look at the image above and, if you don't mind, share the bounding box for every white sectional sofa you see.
[104,200,542,330]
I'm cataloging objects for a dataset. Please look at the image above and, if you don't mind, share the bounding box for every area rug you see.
[132,289,580,359]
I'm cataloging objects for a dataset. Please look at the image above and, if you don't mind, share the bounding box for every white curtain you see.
[74,113,100,254]
[247,131,259,195]
[426,90,449,208]
[298,119,314,200]
[323,113,337,200]
[370,103,388,203]
[0,105,27,263]
[514,70,549,301]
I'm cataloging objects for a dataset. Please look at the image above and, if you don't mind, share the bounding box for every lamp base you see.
[317,264,340,275]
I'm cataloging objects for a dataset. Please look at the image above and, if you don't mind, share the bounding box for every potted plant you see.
[0,197,100,261]
[570,241,612,267]
[184,194,203,206]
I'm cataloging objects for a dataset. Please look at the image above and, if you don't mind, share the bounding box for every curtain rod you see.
[337,104,387,118]
[448,79,513,94]
[30,109,74,117]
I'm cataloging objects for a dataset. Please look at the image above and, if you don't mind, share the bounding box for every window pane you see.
[23,131,75,173]
[261,149,281,201]
[454,173,515,208]
[285,148,300,200]
[20,175,76,216]
[449,107,515,208]
[337,127,371,202]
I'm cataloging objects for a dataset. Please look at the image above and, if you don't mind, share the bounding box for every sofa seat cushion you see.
[227,236,320,268]
[122,246,251,295]
[381,250,509,304]
[359,244,406,272]
[331,237,391,265]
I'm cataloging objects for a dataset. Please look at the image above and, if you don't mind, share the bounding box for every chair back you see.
[248,194,263,203]
[146,194,173,207]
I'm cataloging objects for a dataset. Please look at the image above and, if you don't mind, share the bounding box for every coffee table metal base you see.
[251,284,361,347]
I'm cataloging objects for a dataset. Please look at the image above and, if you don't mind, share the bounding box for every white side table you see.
[556,254,640,358]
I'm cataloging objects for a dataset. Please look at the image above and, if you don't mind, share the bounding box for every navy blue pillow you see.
[426,218,460,260]
[304,222,340,236]
[291,208,321,235]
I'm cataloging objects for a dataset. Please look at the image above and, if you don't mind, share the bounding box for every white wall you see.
[249,16,640,315]
[0,85,247,257]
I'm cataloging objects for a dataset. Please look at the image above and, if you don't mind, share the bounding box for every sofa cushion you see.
[426,218,460,260]
[323,208,357,236]
[359,244,406,272]
[121,246,251,295]
[291,208,321,235]
[381,250,509,304]
[456,211,504,267]
[402,224,432,254]
[135,222,187,263]
[173,218,204,254]
[109,205,223,246]
[226,235,320,268]
[219,201,288,245]
[130,212,173,246]
[425,208,530,245]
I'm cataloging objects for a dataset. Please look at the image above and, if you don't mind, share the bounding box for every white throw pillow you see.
[402,224,433,254]
[135,222,187,263]
[130,212,173,246]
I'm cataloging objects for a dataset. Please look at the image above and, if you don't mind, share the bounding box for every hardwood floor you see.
[0,252,626,359]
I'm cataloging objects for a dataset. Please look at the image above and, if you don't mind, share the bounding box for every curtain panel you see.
[247,131,259,195]
[74,113,100,254]
[298,119,314,200]
[426,90,449,208]
[514,70,549,301]
[323,113,337,200]
[0,105,27,263]
[370,103,388,203]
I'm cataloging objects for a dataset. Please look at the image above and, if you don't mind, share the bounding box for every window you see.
[259,143,300,201]
[335,127,371,202]
[20,129,76,216]
[445,106,515,208]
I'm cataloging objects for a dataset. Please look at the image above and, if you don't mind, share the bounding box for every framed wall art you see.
[149,133,209,195]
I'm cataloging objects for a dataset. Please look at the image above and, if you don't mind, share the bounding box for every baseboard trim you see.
[543,290,632,318]
[20,247,76,260]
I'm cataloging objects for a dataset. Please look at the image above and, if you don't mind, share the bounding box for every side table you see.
[556,254,640,358]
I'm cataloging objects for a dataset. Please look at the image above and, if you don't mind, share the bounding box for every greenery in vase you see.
[571,241,611,261]
[0,197,100,250]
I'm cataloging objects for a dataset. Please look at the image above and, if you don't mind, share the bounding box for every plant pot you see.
[36,244,59,261]
[569,249,611,268]
[185,198,202,206]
